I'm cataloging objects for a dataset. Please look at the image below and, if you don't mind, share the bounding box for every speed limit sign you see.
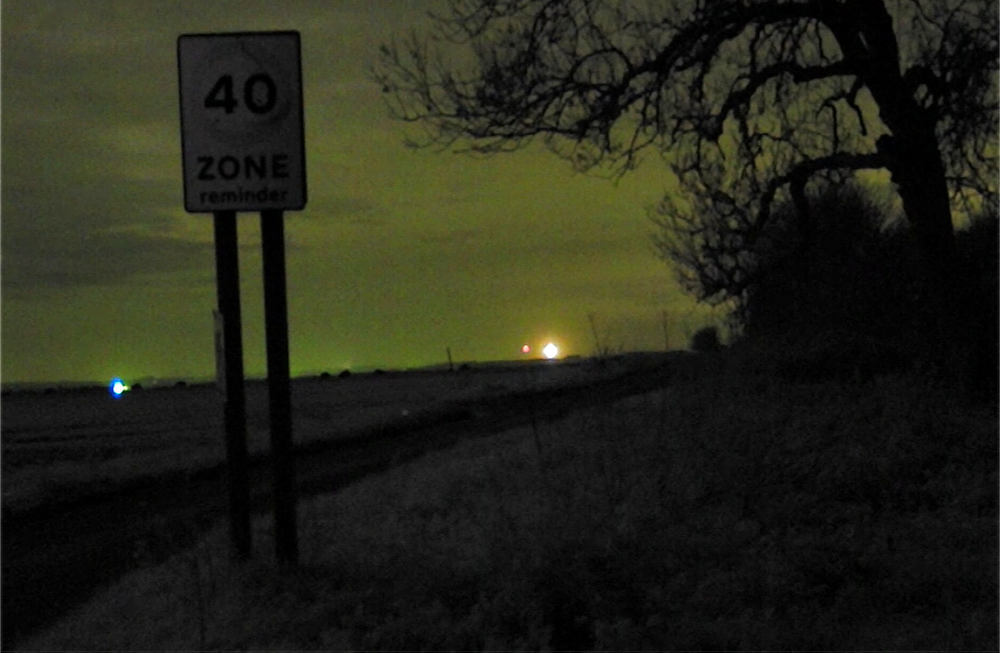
[178,31,306,212]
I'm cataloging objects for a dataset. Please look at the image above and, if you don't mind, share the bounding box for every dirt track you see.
[2,359,676,649]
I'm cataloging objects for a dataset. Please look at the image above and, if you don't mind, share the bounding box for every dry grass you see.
[21,355,998,650]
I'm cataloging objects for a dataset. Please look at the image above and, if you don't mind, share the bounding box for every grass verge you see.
[22,356,998,650]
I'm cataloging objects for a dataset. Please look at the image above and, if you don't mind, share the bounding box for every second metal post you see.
[260,209,298,565]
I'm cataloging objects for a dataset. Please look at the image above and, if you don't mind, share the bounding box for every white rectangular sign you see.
[178,31,306,212]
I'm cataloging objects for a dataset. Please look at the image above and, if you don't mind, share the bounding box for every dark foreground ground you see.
[2,357,670,649]
[5,349,997,649]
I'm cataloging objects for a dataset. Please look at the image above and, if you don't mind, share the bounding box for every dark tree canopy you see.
[376,0,997,306]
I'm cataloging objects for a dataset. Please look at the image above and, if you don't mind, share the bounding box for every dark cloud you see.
[2,227,213,294]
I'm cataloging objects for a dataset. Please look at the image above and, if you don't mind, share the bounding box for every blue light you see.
[109,377,128,399]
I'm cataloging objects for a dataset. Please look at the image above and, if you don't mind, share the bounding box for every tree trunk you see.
[881,124,957,281]
[878,118,973,364]
[842,0,985,379]
[838,0,960,342]
[838,1,958,284]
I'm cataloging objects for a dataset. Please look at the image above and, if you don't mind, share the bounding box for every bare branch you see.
[376,0,998,305]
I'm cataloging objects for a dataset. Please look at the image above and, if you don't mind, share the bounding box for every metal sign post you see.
[178,31,305,565]
[212,210,251,558]
[261,209,297,564]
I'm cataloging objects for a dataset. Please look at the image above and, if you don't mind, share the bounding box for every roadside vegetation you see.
[24,342,997,649]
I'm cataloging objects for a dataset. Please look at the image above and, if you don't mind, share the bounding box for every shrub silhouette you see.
[953,208,999,401]
[741,183,920,341]
[737,183,997,391]
[691,326,721,353]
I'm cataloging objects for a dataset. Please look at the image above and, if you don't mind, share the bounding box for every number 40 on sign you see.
[205,74,277,114]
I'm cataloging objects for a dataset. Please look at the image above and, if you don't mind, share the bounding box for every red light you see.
[521,344,531,354]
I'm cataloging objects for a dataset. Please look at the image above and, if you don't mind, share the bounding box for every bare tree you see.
[376,0,997,309]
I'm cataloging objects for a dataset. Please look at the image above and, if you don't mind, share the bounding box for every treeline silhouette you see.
[731,184,997,400]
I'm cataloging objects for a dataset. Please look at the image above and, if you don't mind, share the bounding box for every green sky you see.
[1,0,716,385]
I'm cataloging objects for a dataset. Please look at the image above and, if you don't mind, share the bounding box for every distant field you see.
[1,358,647,514]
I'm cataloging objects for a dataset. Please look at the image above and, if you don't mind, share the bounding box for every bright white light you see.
[542,342,559,359]
[109,377,129,399]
